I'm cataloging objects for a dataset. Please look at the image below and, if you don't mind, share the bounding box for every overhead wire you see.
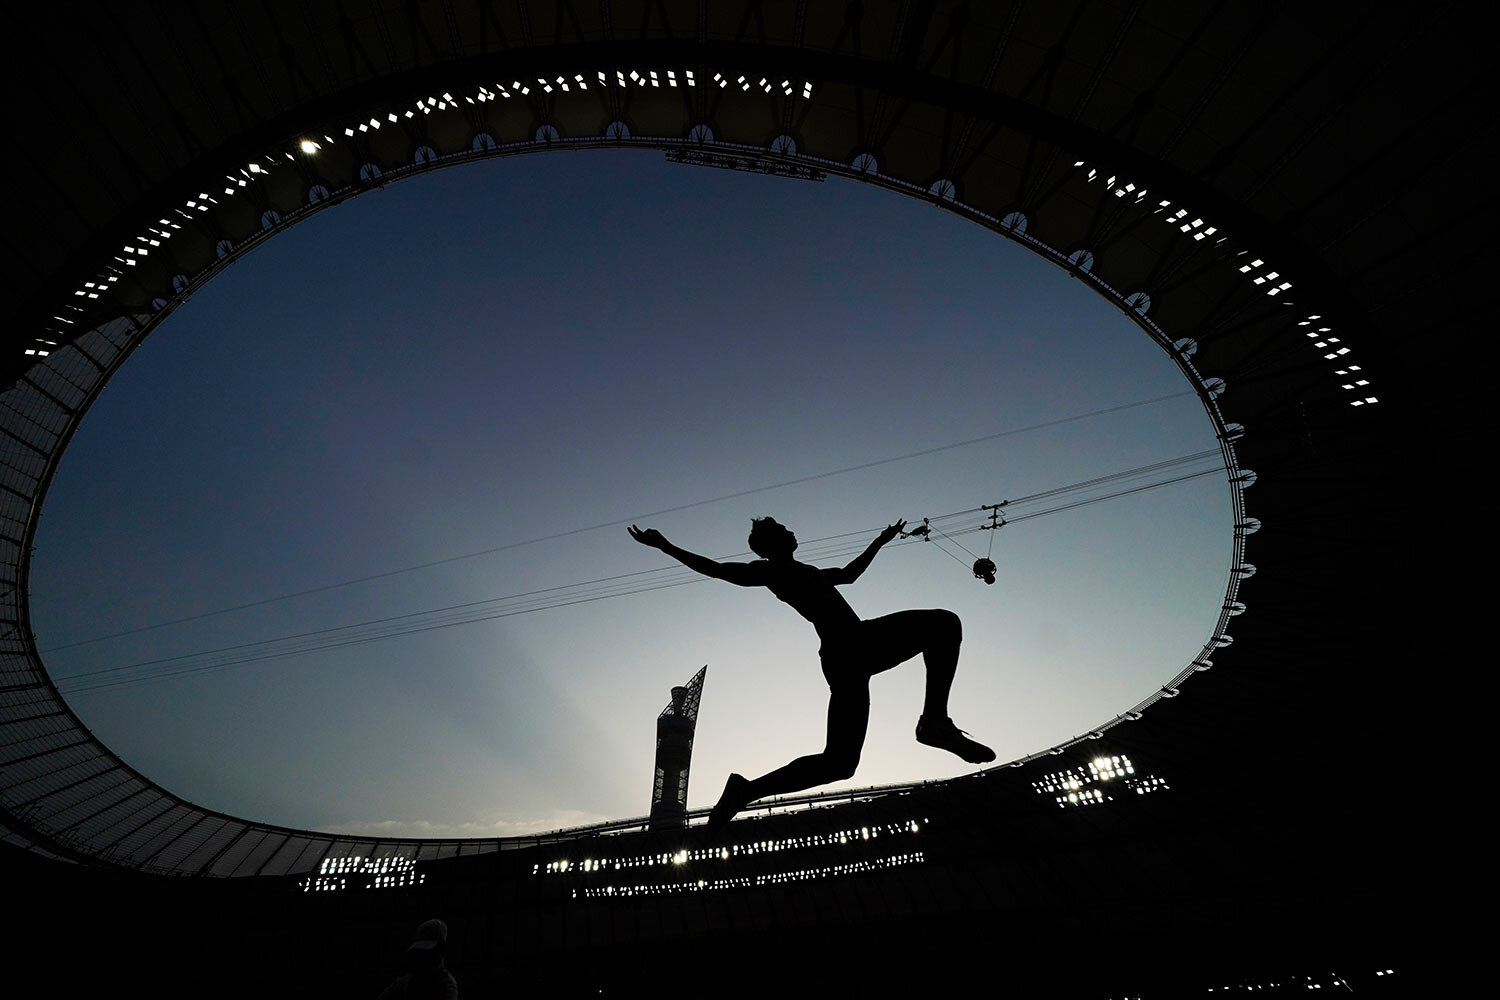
[40,390,1196,655]
[922,520,983,565]
[1003,467,1223,523]
[55,449,1227,696]
[54,529,887,692]
[1006,448,1221,504]
[59,545,881,694]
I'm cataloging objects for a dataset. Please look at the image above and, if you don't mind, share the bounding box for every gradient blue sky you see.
[31,149,1232,837]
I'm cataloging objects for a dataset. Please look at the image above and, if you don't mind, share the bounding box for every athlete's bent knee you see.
[933,608,961,642]
[825,751,861,781]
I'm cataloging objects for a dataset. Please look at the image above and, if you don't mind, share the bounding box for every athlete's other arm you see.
[827,520,906,585]
[628,525,769,586]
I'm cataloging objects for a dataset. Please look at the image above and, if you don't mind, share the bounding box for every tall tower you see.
[647,665,707,831]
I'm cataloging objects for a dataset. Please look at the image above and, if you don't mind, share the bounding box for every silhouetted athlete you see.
[629,516,995,830]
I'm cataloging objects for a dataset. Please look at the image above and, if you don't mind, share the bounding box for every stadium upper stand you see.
[1,2,1474,992]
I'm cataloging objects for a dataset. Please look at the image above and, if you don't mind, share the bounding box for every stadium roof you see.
[0,0,1475,922]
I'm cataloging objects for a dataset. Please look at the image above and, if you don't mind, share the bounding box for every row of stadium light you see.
[1031,755,1171,808]
[1206,969,1393,991]
[317,854,414,874]
[33,73,1365,422]
[575,852,925,899]
[537,818,925,877]
[297,854,424,893]
[26,67,815,362]
[1074,161,1376,409]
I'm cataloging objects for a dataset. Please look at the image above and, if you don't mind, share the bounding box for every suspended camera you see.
[972,558,997,585]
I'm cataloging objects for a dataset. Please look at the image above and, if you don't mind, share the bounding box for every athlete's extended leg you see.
[916,608,959,720]
[859,608,963,718]
[707,680,869,830]
[864,609,995,764]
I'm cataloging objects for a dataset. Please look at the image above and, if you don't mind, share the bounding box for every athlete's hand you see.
[629,524,668,549]
[877,519,906,545]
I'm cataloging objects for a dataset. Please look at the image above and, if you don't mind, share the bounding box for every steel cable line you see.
[56,451,1226,696]
[53,531,883,691]
[59,465,1226,693]
[918,521,983,567]
[891,461,1227,570]
[40,390,1195,654]
[1005,449,1221,504]
[888,449,1221,532]
[57,459,1181,694]
[1002,467,1224,523]
[59,460,1225,694]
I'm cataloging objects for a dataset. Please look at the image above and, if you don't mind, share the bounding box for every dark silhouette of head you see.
[405,918,448,974]
[748,517,797,560]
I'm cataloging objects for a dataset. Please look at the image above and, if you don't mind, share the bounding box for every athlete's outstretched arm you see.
[829,520,905,585]
[628,525,768,586]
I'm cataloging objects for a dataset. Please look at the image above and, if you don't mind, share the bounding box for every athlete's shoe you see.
[916,715,996,764]
[707,773,751,831]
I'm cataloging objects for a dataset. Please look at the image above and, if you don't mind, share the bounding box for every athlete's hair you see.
[747,517,785,559]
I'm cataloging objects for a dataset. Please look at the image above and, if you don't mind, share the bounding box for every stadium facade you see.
[2,2,1471,993]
